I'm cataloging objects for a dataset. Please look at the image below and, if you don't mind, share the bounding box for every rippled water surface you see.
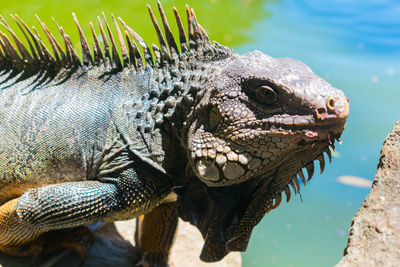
[1,0,399,266]
[240,1,400,266]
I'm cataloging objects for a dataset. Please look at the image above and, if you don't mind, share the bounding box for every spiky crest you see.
[0,1,231,86]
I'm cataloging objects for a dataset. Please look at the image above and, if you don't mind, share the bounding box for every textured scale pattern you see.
[0,0,349,265]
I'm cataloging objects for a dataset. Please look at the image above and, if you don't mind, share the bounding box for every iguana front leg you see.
[136,202,178,267]
[0,198,43,256]
[0,166,173,260]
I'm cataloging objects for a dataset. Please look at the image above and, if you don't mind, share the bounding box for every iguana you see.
[0,1,349,265]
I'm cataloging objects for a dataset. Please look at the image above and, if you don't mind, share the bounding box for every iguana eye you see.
[256,85,278,105]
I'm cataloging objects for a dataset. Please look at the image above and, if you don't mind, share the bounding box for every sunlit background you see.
[1,0,399,266]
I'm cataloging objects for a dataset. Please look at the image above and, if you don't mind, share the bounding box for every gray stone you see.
[336,121,400,267]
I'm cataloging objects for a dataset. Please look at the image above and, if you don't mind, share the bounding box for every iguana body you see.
[0,1,349,265]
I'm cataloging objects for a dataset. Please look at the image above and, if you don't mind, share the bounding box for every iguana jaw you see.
[189,113,347,187]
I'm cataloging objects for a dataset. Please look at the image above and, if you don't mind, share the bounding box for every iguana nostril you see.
[316,108,326,115]
[327,98,336,110]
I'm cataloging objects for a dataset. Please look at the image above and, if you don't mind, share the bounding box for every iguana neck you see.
[152,51,232,178]
[153,51,230,128]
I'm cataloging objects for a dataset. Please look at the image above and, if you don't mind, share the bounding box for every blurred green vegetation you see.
[0,0,273,56]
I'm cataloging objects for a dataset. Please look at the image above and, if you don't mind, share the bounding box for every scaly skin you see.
[0,1,349,265]
[177,52,349,261]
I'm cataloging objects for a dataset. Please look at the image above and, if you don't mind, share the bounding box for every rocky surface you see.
[336,121,400,267]
[115,219,242,267]
[0,219,241,267]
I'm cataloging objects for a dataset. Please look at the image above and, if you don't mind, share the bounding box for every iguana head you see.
[181,50,349,261]
[187,50,349,187]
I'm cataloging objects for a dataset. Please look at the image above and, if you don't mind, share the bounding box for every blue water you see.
[239,0,400,266]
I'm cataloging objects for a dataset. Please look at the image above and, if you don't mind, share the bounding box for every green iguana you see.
[0,1,349,265]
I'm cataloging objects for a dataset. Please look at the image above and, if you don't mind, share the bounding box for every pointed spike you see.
[13,14,40,61]
[89,22,104,65]
[63,33,81,66]
[190,8,199,28]
[271,193,282,209]
[190,8,204,47]
[51,19,66,50]
[124,31,143,69]
[0,24,27,64]
[325,147,332,163]
[0,31,20,63]
[111,14,128,67]
[157,1,179,56]
[35,15,61,63]
[48,17,67,64]
[283,185,291,203]
[293,176,301,194]
[0,35,10,63]
[102,13,122,69]
[297,169,307,186]
[55,24,73,65]
[0,37,6,62]
[190,9,201,35]
[173,7,188,52]
[72,13,92,66]
[186,5,195,47]
[330,143,336,152]
[32,25,54,62]
[289,179,297,194]
[306,162,315,181]
[118,17,153,66]
[198,24,210,44]
[16,22,45,63]
[124,31,136,68]
[0,15,32,62]
[91,42,100,66]
[317,154,325,174]
[117,17,145,48]
[0,35,5,58]
[147,4,169,59]
[152,43,161,63]
[45,28,64,64]
[97,16,111,66]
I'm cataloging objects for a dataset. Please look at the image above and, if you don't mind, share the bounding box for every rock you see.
[336,121,400,267]
[0,219,241,267]
[0,223,141,267]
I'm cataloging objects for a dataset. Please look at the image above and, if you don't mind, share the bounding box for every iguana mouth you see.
[231,94,350,138]
[230,117,346,141]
